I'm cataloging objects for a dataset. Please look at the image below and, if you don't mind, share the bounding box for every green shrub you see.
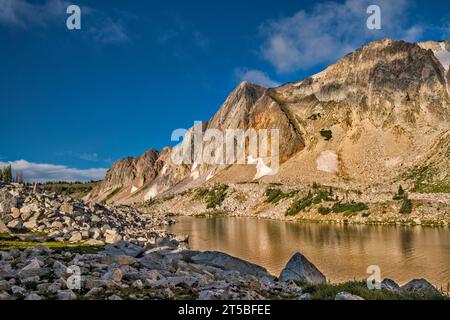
[393,185,407,200]
[399,197,413,214]
[320,130,333,141]
[331,202,369,213]
[286,188,334,216]
[307,113,321,120]
[318,206,331,215]
[265,188,297,204]
[195,184,229,209]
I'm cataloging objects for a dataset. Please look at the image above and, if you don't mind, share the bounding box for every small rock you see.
[25,293,43,300]
[198,289,226,300]
[105,232,122,244]
[175,234,189,243]
[113,255,137,266]
[299,293,311,300]
[60,203,74,214]
[335,292,364,300]
[57,289,77,300]
[7,219,22,230]
[108,294,123,300]
[11,285,26,295]
[11,208,21,219]
[19,258,42,279]
[23,220,38,230]
[381,278,401,292]
[69,232,82,243]
[53,261,68,278]
[0,291,13,300]
[132,280,143,289]
[84,287,104,298]
[0,220,9,233]
[102,268,122,283]
[0,280,11,291]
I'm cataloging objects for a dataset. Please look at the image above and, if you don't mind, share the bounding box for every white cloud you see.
[0,160,107,182]
[235,69,280,88]
[260,0,424,73]
[0,0,129,44]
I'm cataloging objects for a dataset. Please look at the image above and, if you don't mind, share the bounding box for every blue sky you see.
[1,0,450,181]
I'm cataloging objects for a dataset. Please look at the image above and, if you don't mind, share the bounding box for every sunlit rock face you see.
[89,38,450,204]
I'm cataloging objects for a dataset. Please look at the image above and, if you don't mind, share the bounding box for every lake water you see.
[167,216,450,289]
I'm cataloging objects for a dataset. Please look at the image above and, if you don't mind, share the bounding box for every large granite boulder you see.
[0,190,17,214]
[190,251,274,279]
[401,279,440,295]
[279,252,326,284]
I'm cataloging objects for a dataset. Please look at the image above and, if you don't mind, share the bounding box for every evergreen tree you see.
[2,165,12,183]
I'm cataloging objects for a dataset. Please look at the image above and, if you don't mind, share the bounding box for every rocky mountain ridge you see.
[88,38,450,207]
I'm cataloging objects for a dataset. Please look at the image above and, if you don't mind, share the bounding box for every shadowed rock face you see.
[279,252,326,285]
[89,38,450,204]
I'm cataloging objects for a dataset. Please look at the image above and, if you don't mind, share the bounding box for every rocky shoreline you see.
[0,239,445,301]
[0,183,447,300]
[139,183,449,228]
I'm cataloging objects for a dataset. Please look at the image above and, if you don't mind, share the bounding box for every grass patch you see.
[265,188,297,204]
[103,187,122,203]
[195,184,229,209]
[299,281,448,300]
[37,181,99,198]
[331,202,369,213]
[320,130,333,141]
[0,240,103,253]
[404,165,450,193]
[0,232,14,240]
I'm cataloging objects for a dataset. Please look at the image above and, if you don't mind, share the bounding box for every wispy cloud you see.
[0,160,107,182]
[260,0,424,73]
[0,0,130,44]
[79,153,99,162]
[235,69,280,88]
[87,17,130,44]
[0,0,69,28]
[54,151,110,163]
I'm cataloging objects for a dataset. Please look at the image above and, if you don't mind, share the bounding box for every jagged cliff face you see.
[88,38,450,204]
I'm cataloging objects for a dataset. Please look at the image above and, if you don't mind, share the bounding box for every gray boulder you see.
[401,279,440,295]
[0,190,17,214]
[104,241,143,257]
[381,278,401,292]
[335,292,364,300]
[191,251,274,279]
[279,252,326,284]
